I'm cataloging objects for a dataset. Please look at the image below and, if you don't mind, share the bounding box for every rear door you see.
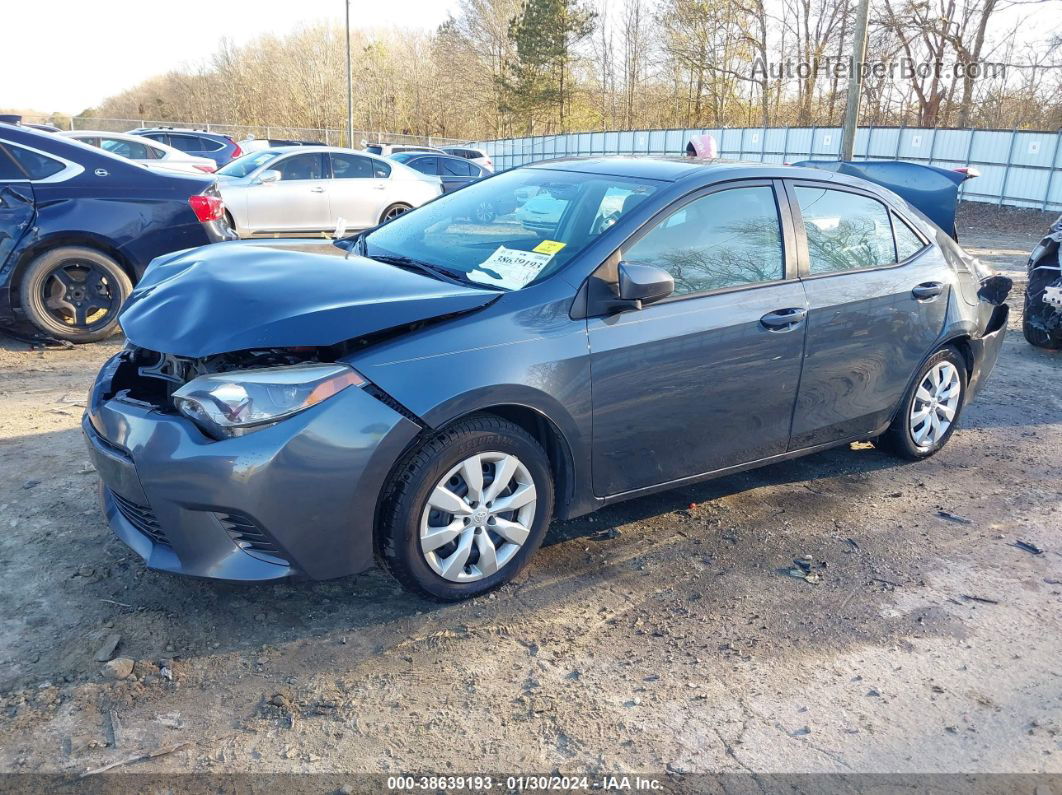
[785,180,952,448]
[0,146,36,270]
[245,152,329,232]
[588,180,808,496]
[328,153,388,229]
[440,158,476,193]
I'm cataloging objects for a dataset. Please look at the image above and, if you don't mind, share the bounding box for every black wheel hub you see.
[42,261,119,330]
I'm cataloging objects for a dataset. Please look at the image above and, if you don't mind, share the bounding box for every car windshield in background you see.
[217,151,279,177]
[363,168,658,290]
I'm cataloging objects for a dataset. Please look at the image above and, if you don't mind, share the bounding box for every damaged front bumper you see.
[83,353,420,581]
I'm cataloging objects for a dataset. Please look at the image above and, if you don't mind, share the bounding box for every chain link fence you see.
[66,117,466,150]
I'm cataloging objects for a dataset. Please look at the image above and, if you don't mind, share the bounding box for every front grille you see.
[110,490,169,546]
[216,512,288,564]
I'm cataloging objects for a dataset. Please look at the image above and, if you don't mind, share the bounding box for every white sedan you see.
[61,130,216,175]
[215,146,442,237]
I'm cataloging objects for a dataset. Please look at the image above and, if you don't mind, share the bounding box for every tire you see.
[19,247,132,343]
[1022,265,1062,349]
[878,347,968,460]
[379,203,412,224]
[377,414,554,601]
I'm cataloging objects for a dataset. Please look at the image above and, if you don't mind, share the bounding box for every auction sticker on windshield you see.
[533,239,566,255]
[469,245,554,289]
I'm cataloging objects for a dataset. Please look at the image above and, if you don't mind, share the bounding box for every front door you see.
[588,181,808,497]
[785,181,953,448]
[246,152,330,232]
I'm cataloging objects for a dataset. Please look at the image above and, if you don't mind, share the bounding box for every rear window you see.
[6,145,64,180]
[365,145,383,155]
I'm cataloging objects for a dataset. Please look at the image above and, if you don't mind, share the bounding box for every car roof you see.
[134,128,230,138]
[526,155,856,185]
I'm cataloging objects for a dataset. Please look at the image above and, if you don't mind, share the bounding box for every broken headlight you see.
[173,363,366,438]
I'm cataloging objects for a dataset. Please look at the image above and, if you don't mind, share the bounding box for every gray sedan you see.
[85,157,1010,600]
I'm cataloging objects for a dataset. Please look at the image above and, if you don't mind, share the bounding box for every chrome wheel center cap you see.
[472,509,489,525]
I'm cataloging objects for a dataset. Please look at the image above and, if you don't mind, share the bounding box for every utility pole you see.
[840,0,870,161]
[345,0,354,148]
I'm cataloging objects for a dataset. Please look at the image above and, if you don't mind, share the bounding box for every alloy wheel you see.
[383,205,409,221]
[419,452,537,583]
[42,261,120,330]
[909,361,962,449]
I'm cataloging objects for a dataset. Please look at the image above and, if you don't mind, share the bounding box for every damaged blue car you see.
[85,157,1011,600]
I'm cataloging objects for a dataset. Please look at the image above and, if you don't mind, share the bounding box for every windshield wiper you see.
[367,253,484,289]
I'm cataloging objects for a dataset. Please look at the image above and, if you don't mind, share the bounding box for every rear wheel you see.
[380,203,412,224]
[1022,265,1062,349]
[377,415,554,601]
[878,347,967,460]
[19,247,132,343]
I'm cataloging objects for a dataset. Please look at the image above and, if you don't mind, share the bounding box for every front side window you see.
[6,145,64,180]
[624,185,784,296]
[330,153,374,179]
[274,153,324,181]
[795,186,896,274]
[364,167,660,290]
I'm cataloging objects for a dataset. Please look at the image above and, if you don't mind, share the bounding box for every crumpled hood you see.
[119,240,499,357]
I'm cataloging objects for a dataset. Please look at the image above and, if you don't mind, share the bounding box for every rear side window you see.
[0,147,24,179]
[100,137,154,160]
[443,158,473,176]
[795,186,896,274]
[893,214,927,261]
[330,153,374,178]
[373,160,391,178]
[7,145,64,180]
[625,185,785,296]
[170,135,223,153]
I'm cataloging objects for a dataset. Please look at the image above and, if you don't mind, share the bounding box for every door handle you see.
[372,184,386,190]
[309,186,325,193]
[760,307,807,330]
[912,282,944,300]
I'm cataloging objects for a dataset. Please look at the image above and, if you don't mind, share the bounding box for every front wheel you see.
[377,415,554,601]
[18,246,132,343]
[878,347,967,460]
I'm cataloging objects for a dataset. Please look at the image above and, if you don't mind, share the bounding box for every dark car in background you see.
[389,151,489,193]
[86,157,1010,600]
[1023,214,1062,348]
[128,128,243,167]
[0,123,233,342]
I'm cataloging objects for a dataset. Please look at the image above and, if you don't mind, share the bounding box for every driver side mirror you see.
[617,262,674,306]
[257,169,281,185]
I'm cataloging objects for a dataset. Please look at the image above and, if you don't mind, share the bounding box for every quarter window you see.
[372,160,391,178]
[624,185,785,296]
[795,186,896,274]
[6,145,64,180]
[893,214,927,261]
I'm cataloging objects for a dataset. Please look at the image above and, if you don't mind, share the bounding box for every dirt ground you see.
[0,213,1059,784]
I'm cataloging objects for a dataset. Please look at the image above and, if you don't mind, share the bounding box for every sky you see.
[3,0,460,115]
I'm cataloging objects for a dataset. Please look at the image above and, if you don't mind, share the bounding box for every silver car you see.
[215,146,442,237]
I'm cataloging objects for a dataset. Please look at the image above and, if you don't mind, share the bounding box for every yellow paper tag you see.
[533,240,566,255]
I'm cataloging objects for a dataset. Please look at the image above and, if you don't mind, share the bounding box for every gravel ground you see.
[0,221,1059,783]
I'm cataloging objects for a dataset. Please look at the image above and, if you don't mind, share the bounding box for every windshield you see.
[217,151,280,178]
[389,152,419,163]
[363,168,659,290]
